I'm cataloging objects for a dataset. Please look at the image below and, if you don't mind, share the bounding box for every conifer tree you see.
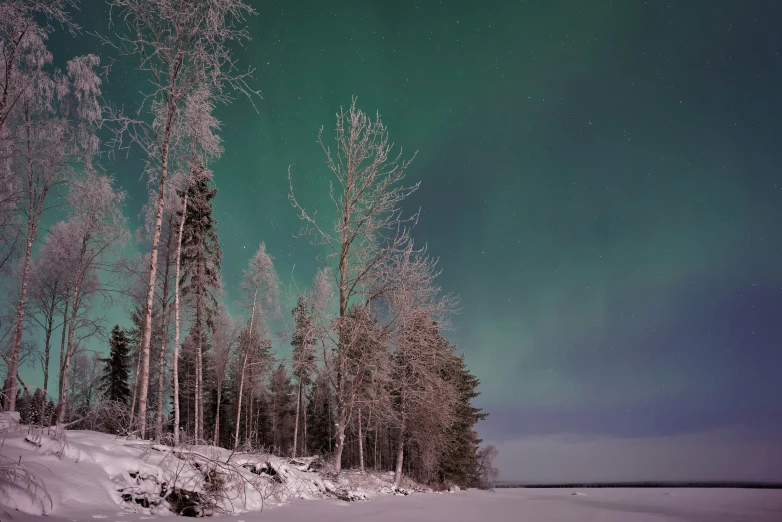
[179,174,221,442]
[439,348,488,487]
[269,363,295,454]
[101,325,131,404]
[307,373,334,456]
[291,295,315,457]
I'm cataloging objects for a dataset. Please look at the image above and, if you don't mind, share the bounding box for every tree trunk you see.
[393,422,405,488]
[358,408,364,472]
[40,287,57,420]
[246,388,253,447]
[172,191,188,445]
[130,336,142,424]
[233,351,247,449]
[57,243,87,424]
[374,426,379,471]
[155,223,173,439]
[234,288,257,449]
[138,134,173,438]
[292,373,302,458]
[302,395,307,456]
[333,397,347,474]
[57,296,69,405]
[3,219,36,412]
[195,286,203,442]
[213,382,222,445]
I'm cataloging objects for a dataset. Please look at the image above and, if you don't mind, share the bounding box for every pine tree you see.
[28,389,44,425]
[179,172,222,442]
[17,391,32,424]
[307,373,333,456]
[439,347,488,488]
[101,325,132,404]
[269,364,295,454]
[291,295,315,457]
[44,400,56,426]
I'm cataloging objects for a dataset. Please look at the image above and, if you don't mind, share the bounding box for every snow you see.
[2,428,781,521]
[0,427,421,519]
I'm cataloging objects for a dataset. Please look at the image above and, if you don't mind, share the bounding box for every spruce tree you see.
[179,172,222,442]
[28,389,44,425]
[100,325,132,404]
[291,295,315,456]
[269,363,295,453]
[306,373,334,456]
[439,347,488,487]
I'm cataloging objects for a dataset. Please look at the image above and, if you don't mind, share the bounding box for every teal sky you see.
[25,0,782,479]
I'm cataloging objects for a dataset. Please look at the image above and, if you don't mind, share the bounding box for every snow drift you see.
[0,425,426,518]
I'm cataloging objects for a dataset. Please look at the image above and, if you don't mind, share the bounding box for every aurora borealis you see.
[33,0,782,480]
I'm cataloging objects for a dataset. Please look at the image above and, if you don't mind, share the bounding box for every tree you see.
[234,243,279,449]
[27,231,69,419]
[100,325,131,404]
[439,351,488,488]
[290,295,315,458]
[372,243,459,487]
[210,304,236,445]
[57,172,128,423]
[474,445,499,489]
[268,363,294,454]
[179,173,221,441]
[3,52,102,412]
[306,373,333,456]
[288,98,419,473]
[0,0,77,134]
[104,0,257,439]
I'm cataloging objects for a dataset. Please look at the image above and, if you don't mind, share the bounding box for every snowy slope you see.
[0,426,425,519]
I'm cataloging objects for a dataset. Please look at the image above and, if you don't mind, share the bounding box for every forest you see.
[0,0,496,491]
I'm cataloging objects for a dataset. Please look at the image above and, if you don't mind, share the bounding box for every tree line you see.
[0,0,497,489]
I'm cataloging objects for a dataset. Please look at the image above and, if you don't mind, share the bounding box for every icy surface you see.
[2,487,781,521]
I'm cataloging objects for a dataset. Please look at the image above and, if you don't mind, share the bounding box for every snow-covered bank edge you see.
[0,427,432,518]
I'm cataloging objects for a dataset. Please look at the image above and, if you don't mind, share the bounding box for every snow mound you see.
[0,428,426,518]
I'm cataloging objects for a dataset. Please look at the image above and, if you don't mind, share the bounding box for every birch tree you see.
[372,243,458,487]
[3,53,101,412]
[57,171,128,423]
[0,0,77,134]
[103,0,258,438]
[27,226,70,418]
[288,98,419,472]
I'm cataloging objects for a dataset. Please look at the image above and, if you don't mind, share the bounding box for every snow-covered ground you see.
[1,426,780,521]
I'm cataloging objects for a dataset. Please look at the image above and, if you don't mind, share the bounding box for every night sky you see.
[36,0,782,481]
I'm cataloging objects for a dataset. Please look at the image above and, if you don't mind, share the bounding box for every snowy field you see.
[3,487,782,522]
[1,428,780,521]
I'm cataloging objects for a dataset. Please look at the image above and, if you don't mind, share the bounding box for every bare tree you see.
[233,242,279,449]
[371,242,458,487]
[3,53,102,412]
[102,0,258,438]
[475,445,499,489]
[0,0,77,134]
[27,226,70,418]
[57,172,128,423]
[288,98,419,473]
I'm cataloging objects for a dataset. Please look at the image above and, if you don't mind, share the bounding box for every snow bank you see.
[0,428,425,518]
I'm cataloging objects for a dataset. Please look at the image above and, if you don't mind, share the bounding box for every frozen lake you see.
[7,487,781,522]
